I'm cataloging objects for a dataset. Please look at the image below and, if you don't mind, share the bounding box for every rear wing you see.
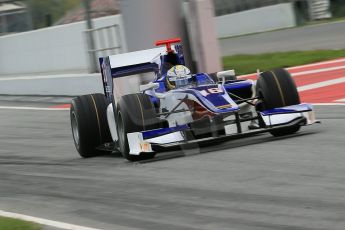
[100,45,183,78]
[107,47,166,78]
[99,45,184,103]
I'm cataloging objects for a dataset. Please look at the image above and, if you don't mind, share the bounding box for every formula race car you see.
[70,38,319,161]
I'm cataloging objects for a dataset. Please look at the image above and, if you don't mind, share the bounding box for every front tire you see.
[70,94,112,158]
[116,94,163,161]
[256,68,301,136]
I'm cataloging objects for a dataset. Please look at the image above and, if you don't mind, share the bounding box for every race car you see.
[70,38,319,161]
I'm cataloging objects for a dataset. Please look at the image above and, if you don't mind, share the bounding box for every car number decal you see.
[199,88,223,96]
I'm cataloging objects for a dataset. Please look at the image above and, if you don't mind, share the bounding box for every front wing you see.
[126,103,319,155]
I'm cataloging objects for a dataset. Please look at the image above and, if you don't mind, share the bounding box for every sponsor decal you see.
[199,88,223,97]
[216,104,232,109]
[140,142,151,152]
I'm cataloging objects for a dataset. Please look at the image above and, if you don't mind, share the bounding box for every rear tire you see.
[70,94,112,158]
[116,94,163,161]
[256,69,301,136]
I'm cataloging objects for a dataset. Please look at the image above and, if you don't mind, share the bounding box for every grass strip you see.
[222,49,345,75]
[0,216,41,230]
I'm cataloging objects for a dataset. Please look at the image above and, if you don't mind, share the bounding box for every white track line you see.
[0,210,102,230]
[335,98,345,102]
[287,58,345,71]
[0,106,69,111]
[0,73,100,81]
[297,76,345,91]
[291,65,345,77]
[239,65,345,79]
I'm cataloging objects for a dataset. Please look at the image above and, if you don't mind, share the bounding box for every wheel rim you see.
[71,111,80,148]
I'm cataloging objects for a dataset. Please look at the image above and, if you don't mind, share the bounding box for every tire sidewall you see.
[256,69,300,110]
[115,94,159,161]
[70,94,112,158]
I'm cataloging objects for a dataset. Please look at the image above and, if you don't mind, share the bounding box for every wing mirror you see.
[217,70,236,84]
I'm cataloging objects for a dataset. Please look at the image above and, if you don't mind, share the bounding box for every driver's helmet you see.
[166,65,192,90]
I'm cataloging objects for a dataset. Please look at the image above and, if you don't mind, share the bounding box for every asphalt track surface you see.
[0,100,345,230]
[1,58,345,230]
[219,20,345,55]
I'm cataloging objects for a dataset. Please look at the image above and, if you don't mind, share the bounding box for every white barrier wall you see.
[0,15,124,76]
[0,3,296,76]
[216,3,296,38]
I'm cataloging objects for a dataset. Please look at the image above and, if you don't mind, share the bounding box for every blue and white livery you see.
[71,38,319,161]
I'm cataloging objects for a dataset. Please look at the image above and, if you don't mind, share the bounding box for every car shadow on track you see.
[139,130,320,164]
[77,129,320,164]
